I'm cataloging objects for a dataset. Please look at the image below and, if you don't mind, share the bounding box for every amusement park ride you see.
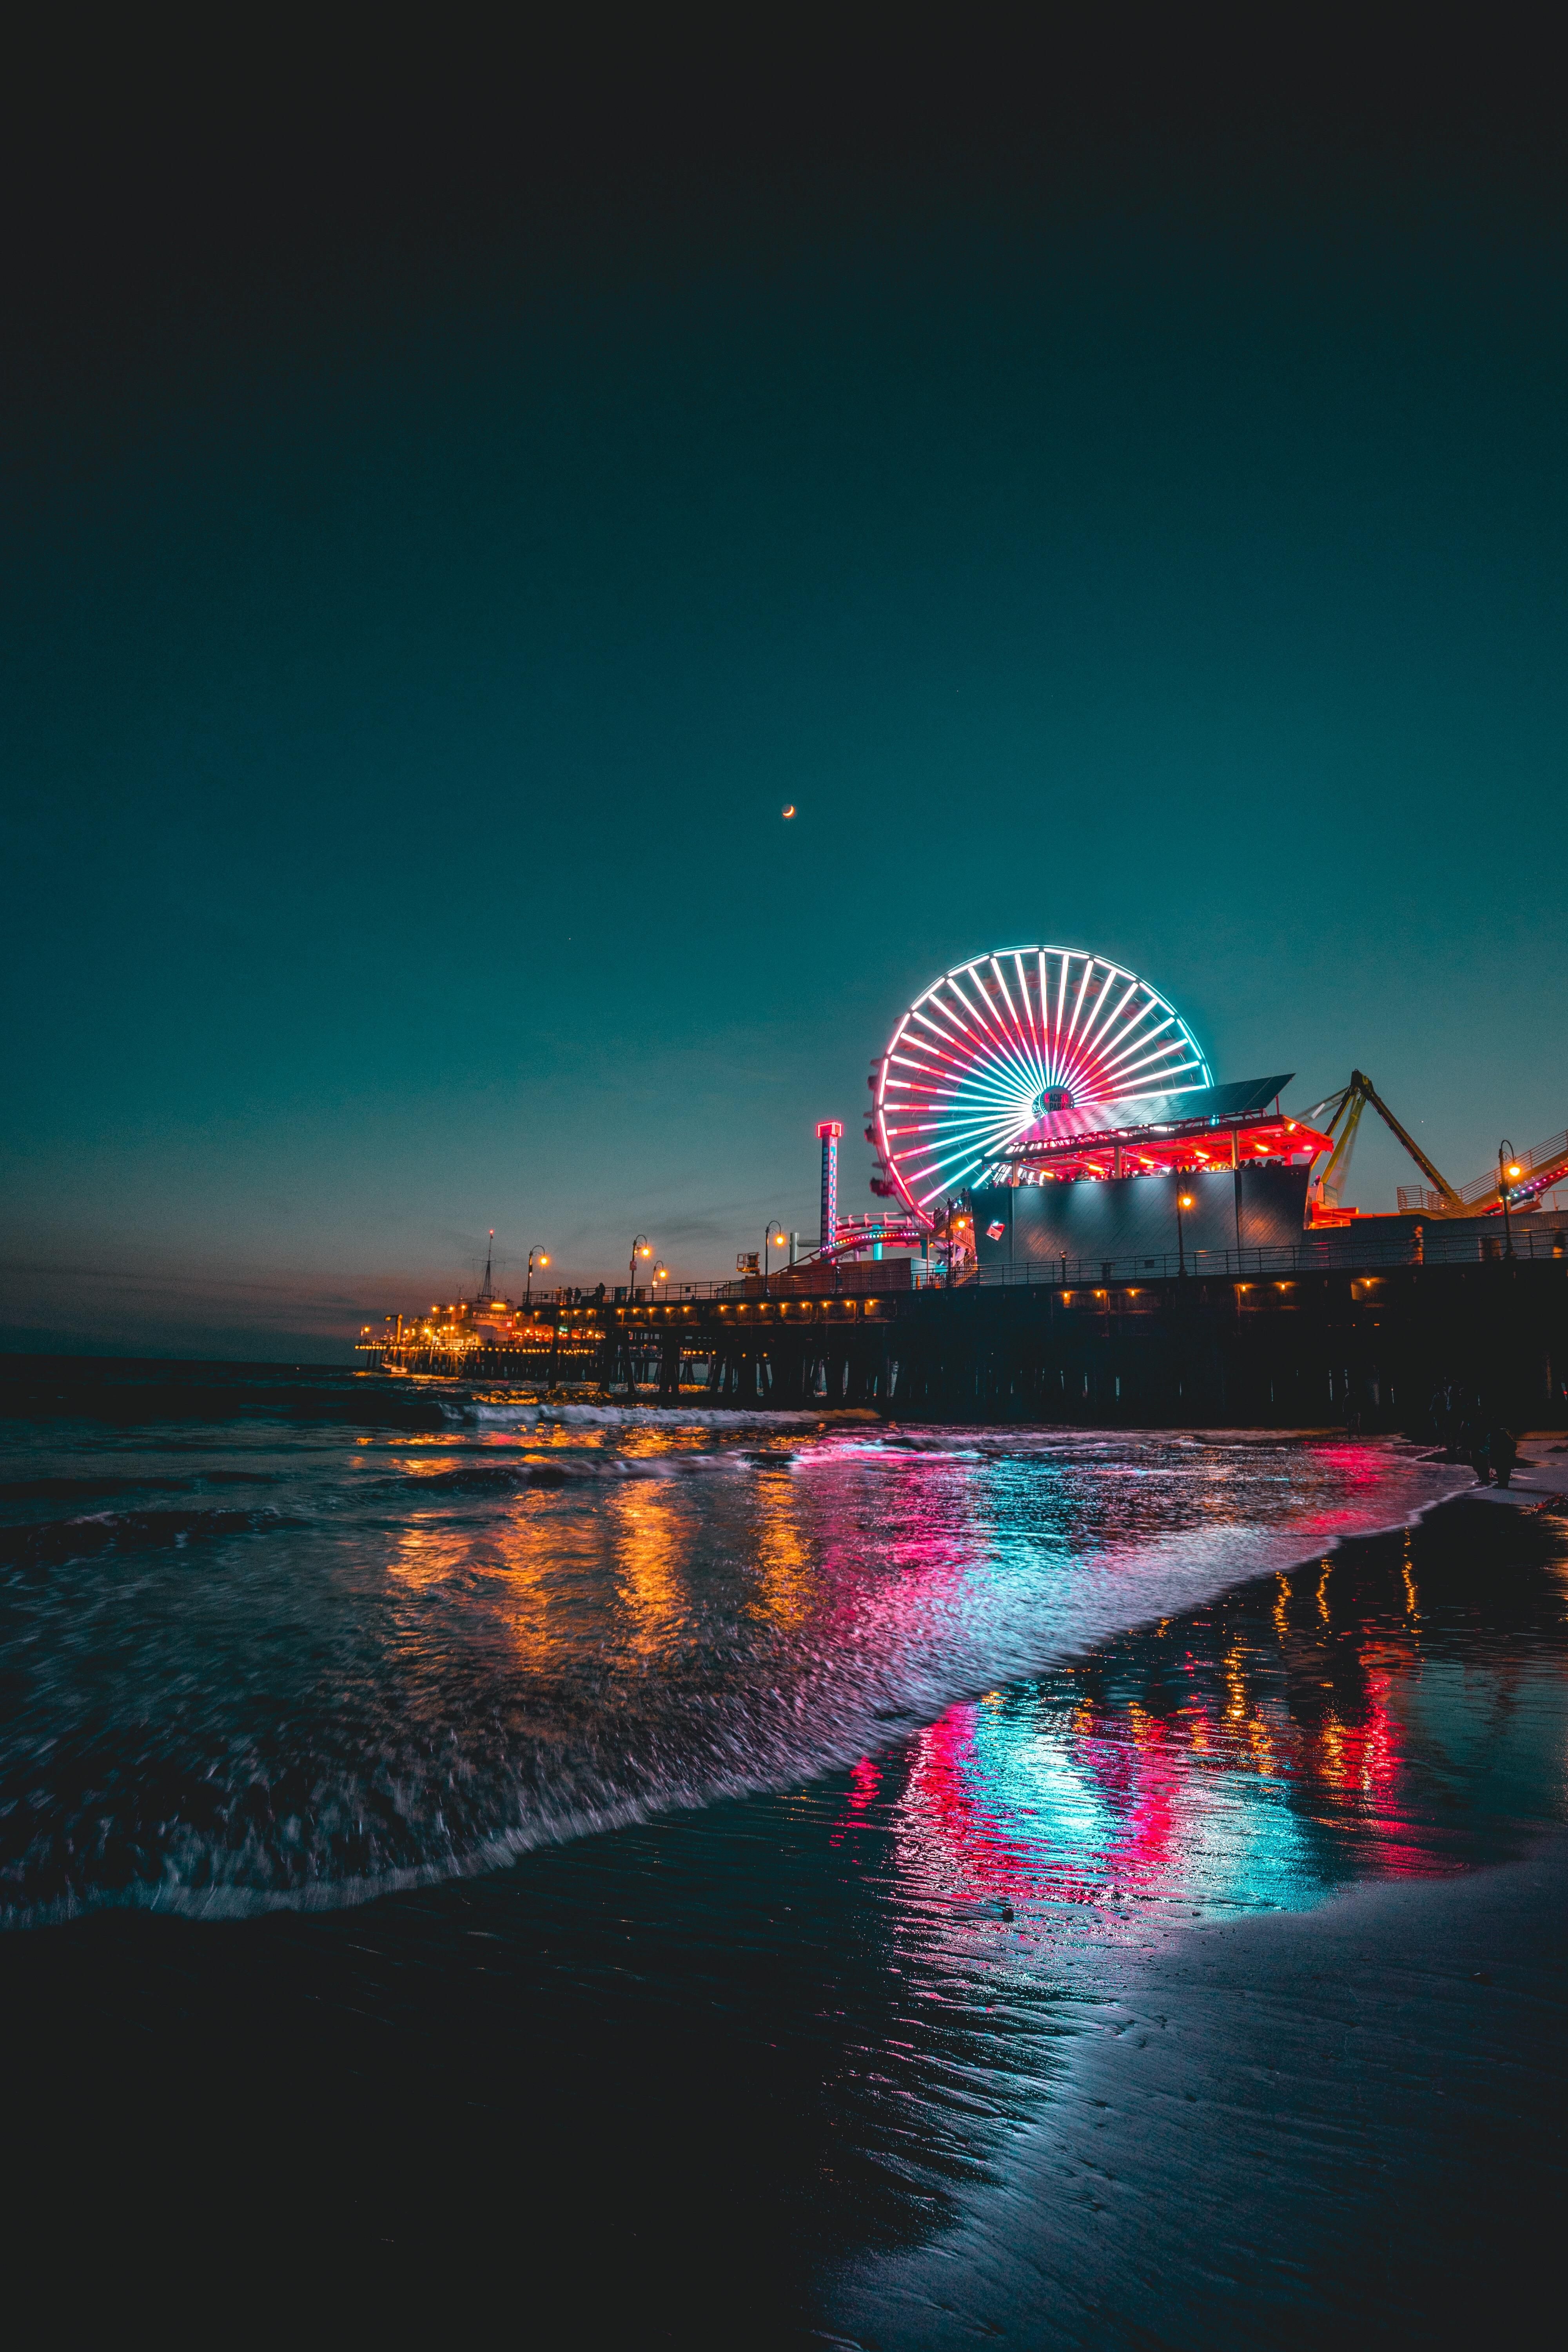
[364,944,1567,1372]
[806,945,1568,1273]
[358,940,1568,1380]
[1299,1070,1568,1224]
[803,945,1322,1273]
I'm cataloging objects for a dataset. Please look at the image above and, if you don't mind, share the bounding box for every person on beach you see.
[1488,1426,1519,1490]
[1461,1421,1490,1484]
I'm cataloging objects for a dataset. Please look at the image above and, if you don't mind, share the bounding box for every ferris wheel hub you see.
[872,945,1214,1221]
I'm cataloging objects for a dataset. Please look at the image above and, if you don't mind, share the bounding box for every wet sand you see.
[5,1493,1566,2341]
[832,1825,1568,2346]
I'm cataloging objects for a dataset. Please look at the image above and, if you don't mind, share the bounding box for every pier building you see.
[358,942,1567,1426]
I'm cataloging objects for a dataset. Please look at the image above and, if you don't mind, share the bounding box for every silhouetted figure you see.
[1461,1421,1490,1484]
[1489,1426,1519,1490]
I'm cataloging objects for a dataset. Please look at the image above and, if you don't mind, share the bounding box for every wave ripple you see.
[0,1394,1470,1924]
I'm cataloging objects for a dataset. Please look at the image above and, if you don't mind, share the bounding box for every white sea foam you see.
[0,1424,1477,1927]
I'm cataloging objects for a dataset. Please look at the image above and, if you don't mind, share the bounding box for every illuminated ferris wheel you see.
[873,947,1212,1219]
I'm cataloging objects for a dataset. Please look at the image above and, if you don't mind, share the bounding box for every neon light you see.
[876,947,1212,1221]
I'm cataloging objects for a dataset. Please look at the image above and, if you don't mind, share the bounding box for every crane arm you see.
[1315,1089,1366,1205]
[1351,1071,1463,1208]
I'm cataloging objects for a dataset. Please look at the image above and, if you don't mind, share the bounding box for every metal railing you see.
[392,1220,1568,1328]
[974,1218,1568,1287]
[1457,1128,1568,1207]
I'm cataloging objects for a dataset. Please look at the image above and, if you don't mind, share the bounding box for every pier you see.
[359,1223,1568,1432]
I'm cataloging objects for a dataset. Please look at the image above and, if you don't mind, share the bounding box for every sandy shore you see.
[831,1824,1568,2347]
[6,1477,1564,2341]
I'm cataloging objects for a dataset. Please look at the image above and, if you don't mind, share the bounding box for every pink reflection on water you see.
[892,1697,1197,1916]
[842,1639,1445,1923]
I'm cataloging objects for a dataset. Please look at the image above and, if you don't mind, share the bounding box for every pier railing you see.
[447,1220,1568,1319]
[975,1217,1568,1289]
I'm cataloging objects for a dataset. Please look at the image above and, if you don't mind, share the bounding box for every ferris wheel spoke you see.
[903,1100,1036,1152]
[877,944,1212,1222]
[944,971,1009,1059]
[1078,977,1138,1069]
[986,955,1026,1041]
[896,1107,1034,1153]
[918,1018,1038,1102]
[1103,1036,1194,1091]
[1067,965,1118,1082]
[967,971,1045,1091]
[1011,953,1043,1067]
[1062,956,1097,1058]
[1099,1012,1177,1078]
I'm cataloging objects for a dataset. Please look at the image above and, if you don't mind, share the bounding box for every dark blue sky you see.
[4,25,1565,1354]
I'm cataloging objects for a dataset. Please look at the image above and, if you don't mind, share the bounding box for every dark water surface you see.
[4,1361,1564,2336]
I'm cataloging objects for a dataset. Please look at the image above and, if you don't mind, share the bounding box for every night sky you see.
[5,24,1566,1356]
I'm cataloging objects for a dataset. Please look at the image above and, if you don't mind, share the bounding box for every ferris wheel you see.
[873,947,1211,1220]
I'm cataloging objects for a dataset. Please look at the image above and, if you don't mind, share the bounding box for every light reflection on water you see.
[0,1402,1481,1920]
[834,1536,1568,1998]
[4,1377,1567,2329]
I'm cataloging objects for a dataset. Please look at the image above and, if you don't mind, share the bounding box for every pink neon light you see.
[875,947,1212,1216]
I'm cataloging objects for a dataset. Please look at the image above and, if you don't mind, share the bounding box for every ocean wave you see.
[0,1504,303,1575]
[0,1434,1477,1926]
[445,1400,866,1431]
[0,1470,280,1501]
[395,1461,574,1493]
[397,1450,744,1494]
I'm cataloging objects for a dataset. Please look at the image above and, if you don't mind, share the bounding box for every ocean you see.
[4,1358,1565,2339]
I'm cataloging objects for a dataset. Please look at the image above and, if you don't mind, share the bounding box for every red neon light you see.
[875,948,1211,1218]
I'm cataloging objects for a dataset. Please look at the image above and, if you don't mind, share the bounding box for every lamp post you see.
[525,1245,550,1307]
[1499,1142,1523,1260]
[1176,1185,1195,1278]
[653,1262,669,1294]
[762,1220,789,1296]
[629,1234,652,1299]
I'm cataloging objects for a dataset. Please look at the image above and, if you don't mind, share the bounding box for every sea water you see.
[0,1360,1474,1924]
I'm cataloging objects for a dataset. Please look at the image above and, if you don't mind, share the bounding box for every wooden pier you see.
[359,1252,1568,1431]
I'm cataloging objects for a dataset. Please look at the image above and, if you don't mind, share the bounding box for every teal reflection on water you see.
[865,1544,1568,1947]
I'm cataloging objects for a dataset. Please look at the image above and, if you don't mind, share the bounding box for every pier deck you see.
[360,1243,1568,1432]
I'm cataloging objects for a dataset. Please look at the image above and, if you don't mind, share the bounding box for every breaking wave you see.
[0,1397,1474,1926]
[0,1470,281,1501]
[0,1504,302,1576]
[451,1400,867,1430]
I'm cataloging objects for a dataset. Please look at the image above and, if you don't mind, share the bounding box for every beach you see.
[2,1376,1564,2338]
[835,1804,1568,2347]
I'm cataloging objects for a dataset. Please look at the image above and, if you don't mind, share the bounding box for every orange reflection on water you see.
[1311,1671,1401,1800]
[751,1490,818,1630]
[610,1478,690,1657]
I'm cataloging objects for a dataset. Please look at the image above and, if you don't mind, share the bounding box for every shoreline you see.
[2,1437,1564,2338]
[831,1824,1568,2347]
[0,1439,1478,1933]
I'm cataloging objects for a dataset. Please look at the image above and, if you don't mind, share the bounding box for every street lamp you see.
[762,1221,789,1296]
[1176,1185,1195,1278]
[525,1245,550,1307]
[653,1261,669,1292]
[629,1234,652,1299]
[1499,1142,1523,1259]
